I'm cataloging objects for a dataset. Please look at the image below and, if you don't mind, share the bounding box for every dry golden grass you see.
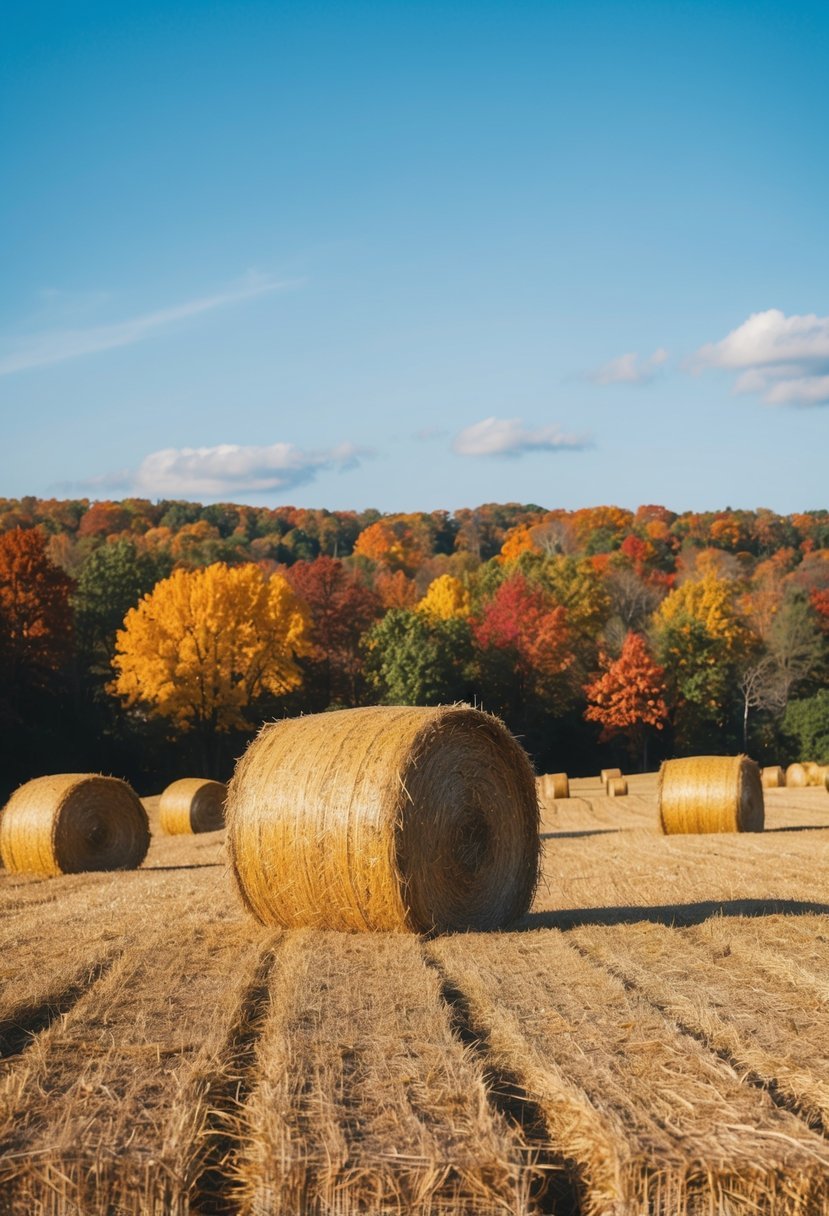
[1,776,829,1212]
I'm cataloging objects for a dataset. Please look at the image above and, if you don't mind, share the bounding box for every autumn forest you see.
[0,496,827,800]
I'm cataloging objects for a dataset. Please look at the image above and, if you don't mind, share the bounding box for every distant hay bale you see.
[802,761,825,787]
[601,767,623,783]
[0,774,150,877]
[227,705,539,933]
[538,772,570,800]
[159,778,226,835]
[607,776,628,797]
[761,765,785,789]
[658,755,764,835]
[786,763,809,788]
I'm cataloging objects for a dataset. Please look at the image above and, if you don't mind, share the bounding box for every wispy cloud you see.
[591,347,669,385]
[0,271,292,376]
[452,417,589,458]
[87,440,370,499]
[694,308,829,406]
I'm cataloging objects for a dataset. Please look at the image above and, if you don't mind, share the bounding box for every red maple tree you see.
[0,527,74,690]
[287,556,380,704]
[584,631,668,769]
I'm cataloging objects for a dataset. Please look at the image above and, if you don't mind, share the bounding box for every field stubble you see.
[1,779,829,1213]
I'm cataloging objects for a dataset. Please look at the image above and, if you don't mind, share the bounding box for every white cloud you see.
[0,271,292,376]
[694,308,829,406]
[91,440,369,499]
[452,417,589,458]
[592,348,669,385]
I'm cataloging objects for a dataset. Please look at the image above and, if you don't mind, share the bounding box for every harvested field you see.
[2,776,829,1213]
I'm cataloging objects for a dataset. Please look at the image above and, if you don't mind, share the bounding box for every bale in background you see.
[600,767,622,783]
[786,763,809,788]
[761,765,785,788]
[0,774,150,877]
[607,776,628,797]
[658,756,763,835]
[538,772,570,800]
[802,761,827,787]
[227,705,539,934]
[159,778,226,835]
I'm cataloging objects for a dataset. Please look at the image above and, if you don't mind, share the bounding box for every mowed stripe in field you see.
[0,891,268,1214]
[571,915,829,1134]
[430,930,829,1216]
[235,930,550,1216]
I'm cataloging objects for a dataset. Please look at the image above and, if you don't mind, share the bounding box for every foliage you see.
[0,527,73,687]
[782,690,829,764]
[286,556,380,705]
[417,574,471,620]
[73,539,172,666]
[112,564,310,754]
[584,632,669,766]
[363,610,473,704]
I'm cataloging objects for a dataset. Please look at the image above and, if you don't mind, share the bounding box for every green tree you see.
[363,609,473,705]
[783,690,829,764]
[73,539,172,674]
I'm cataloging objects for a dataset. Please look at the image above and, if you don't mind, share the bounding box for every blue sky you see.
[2,0,828,513]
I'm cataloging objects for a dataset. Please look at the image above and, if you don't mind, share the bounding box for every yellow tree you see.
[112,563,310,771]
[417,574,471,620]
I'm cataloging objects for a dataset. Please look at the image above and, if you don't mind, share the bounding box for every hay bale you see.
[538,772,570,800]
[159,778,226,835]
[761,765,785,789]
[600,767,623,783]
[786,763,809,788]
[0,774,150,877]
[607,776,628,797]
[227,705,539,933]
[658,755,763,835]
[802,761,826,787]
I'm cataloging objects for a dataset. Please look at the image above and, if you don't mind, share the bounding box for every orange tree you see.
[112,563,310,773]
[584,632,668,770]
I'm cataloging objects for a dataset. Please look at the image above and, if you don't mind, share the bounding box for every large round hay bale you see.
[786,763,809,788]
[600,767,622,783]
[159,778,226,835]
[538,772,570,800]
[761,765,785,789]
[0,774,150,877]
[607,776,628,797]
[658,756,764,835]
[227,705,539,933]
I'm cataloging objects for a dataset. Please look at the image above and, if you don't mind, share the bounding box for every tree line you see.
[0,498,827,798]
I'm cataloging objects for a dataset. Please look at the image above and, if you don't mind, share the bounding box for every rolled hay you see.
[802,761,827,787]
[658,755,764,835]
[786,763,809,788]
[0,774,150,877]
[761,765,786,789]
[538,771,570,800]
[607,776,628,797]
[159,778,226,835]
[600,767,623,783]
[227,704,540,933]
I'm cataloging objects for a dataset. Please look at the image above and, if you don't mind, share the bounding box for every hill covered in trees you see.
[1,496,827,798]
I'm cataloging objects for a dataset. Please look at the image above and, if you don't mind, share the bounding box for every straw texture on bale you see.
[607,776,628,797]
[600,767,623,783]
[537,772,570,800]
[159,778,226,835]
[761,765,785,789]
[227,704,540,933]
[0,774,150,877]
[786,763,809,788]
[658,755,764,835]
